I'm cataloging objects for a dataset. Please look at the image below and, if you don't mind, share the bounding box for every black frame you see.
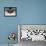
[4,7,17,17]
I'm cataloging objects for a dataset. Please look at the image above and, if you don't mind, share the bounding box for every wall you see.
[0,0,46,44]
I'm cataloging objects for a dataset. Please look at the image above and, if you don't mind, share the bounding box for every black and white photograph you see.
[4,7,17,17]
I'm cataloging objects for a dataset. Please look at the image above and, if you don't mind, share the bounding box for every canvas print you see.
[18,24,46,46]
[4,7,16,16]
[18,25,46,41]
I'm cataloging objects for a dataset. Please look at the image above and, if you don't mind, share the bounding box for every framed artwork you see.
[4,7,17,17]
[18,24,46,41]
